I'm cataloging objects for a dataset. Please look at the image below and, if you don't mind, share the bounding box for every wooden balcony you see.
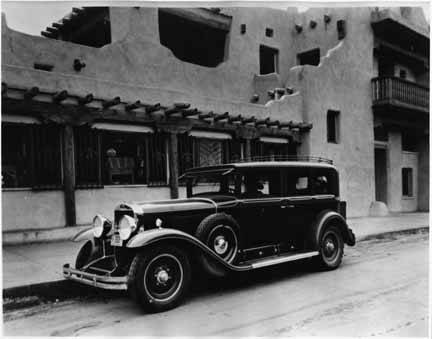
[372,77,429,114]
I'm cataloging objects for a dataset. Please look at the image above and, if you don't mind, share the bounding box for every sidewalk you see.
[3,212,429,292]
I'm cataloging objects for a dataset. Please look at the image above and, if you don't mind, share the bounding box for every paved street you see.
[4,231,429,337]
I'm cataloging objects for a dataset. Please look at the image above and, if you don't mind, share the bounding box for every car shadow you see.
[187,258,318,301]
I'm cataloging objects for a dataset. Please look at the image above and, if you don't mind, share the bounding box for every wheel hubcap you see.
[322,232,339,261]
[207,225,238,263]
[155,268,170,285]
[214,236,228,254]
[325,240,335,254]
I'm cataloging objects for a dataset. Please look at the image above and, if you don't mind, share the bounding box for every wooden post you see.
[63,125,76,226]
[244,138,251,160]
[168,132,179,199]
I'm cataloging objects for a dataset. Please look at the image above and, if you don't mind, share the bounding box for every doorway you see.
[374,148,387,203]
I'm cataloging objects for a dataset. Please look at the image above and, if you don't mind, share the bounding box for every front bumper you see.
[63,264,127,290]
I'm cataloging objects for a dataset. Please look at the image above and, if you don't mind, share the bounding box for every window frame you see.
[402,167,413,197]
[327,110,340,144]
[259,45,279,75]
[2,122,63,190]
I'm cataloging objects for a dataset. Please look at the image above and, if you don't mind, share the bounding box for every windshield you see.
[181,170,238,197]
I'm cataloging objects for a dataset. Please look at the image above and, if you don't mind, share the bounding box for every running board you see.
[240,251,319,269]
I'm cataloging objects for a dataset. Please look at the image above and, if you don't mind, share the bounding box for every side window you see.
[310,169,339,196]
[241,169,281,198]
[285,168,311,196]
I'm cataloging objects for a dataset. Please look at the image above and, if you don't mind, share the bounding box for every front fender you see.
[311,210,356,248]
[126,228,249,272]
[72,227,94,242]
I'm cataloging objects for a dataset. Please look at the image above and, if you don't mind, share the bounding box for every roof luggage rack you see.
[237,156,333,164]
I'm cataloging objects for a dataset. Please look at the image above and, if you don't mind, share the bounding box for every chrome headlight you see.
[118,215,137,240]
[92,214,111,238]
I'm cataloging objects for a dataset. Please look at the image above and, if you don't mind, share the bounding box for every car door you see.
[278,167,314,244]
[233,168,285,248]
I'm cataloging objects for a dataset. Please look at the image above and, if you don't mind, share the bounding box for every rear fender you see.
[310,210,356,248]
[126,228,246,272]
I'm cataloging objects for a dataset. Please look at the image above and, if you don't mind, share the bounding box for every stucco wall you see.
[2,190,66,231]
[75,186,171,224]
[1,8,304,123]
[285,8,376,217]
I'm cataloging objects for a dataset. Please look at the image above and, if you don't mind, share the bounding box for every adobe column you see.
[63,124,76,226]
[386,128,402,212]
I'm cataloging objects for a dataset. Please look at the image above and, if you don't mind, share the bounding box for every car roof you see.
[186,161,337,173]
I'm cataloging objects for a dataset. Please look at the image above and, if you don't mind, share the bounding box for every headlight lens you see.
[118,215,137,240]
[92,214,107,238]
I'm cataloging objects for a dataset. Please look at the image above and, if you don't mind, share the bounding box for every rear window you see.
[310,169,338,196]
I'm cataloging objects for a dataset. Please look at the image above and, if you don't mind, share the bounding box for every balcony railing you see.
[372,77,429,110]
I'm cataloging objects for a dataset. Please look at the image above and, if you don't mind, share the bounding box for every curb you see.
[3,226,429,310]
[356,225,429,242]
[3,225,91,246]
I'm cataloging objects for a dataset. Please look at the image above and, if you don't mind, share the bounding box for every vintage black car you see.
[63,158,355,312]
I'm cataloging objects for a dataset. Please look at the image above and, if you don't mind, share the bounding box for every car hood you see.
[117,197,236,215]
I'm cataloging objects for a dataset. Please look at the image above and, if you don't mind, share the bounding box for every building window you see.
[2,123,62,189]
[374,126,388,142]
[327,110,340,143]
[297,48,320,66]
[260,45,279,75]
[250,139,295,160]
[399,69,407,79]
[402,132,418,152]
[402,167,413,197]
[94,130,167,186]
[75,127,102,188]
[177,135,231,174]
[158,9,229,67]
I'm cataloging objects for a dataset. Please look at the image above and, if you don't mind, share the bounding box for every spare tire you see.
[195,213,240,277]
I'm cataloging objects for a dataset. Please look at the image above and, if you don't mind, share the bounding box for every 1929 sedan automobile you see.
[63,158,355,312]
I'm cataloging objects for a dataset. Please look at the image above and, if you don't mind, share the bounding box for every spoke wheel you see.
[316,226,344,270]
[144,254,183,302]
[128,246,191,313]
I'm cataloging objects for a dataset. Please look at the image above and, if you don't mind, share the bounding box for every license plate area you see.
[111,233,122,246]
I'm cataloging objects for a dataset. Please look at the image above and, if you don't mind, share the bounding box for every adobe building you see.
[1,6,429,241]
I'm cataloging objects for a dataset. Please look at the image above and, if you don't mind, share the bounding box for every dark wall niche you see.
[158,10,228,67]
[260,45,279,74]
[337,20,346,40]
[297,48,320,66]
[265,28,274,37]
